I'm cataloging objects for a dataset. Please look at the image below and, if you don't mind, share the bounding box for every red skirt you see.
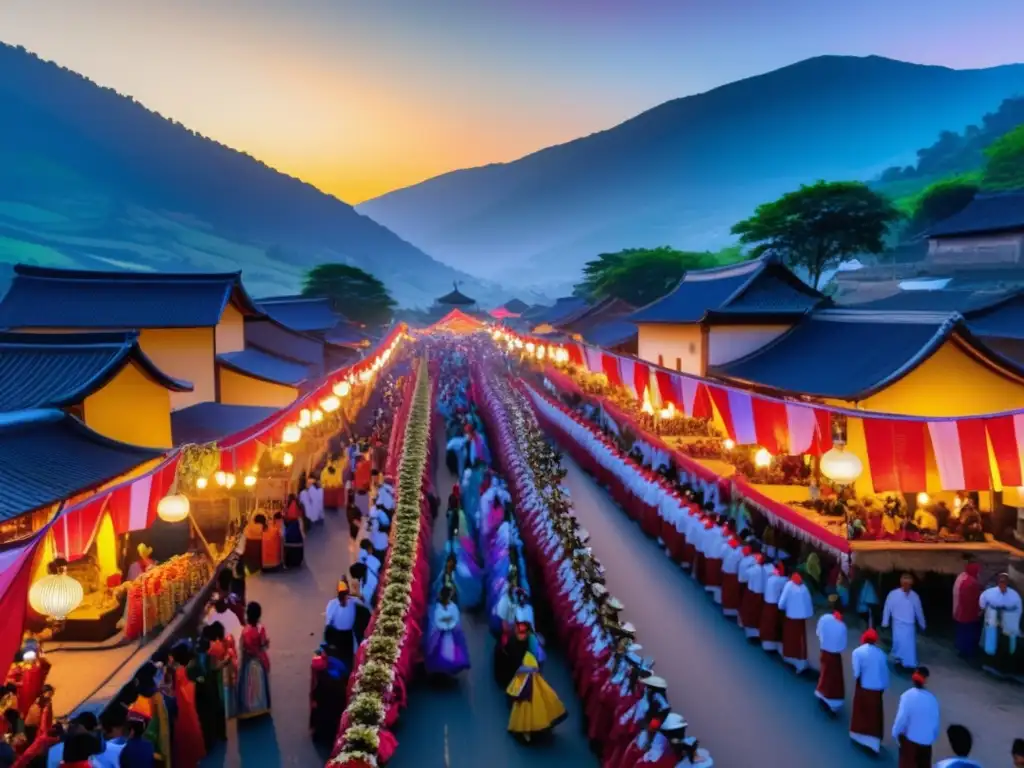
[704,557,723,588]
[693,553,706,584]
[849,683,884,743]
[681,542,696,569]
[815,650,845,706]
[721,572,741,614]
[897,736,932,768]
[782,617,807,661]
[740,590,763,632]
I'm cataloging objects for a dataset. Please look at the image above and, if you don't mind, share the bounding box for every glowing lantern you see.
[333,381,351,398]
[536,345,546,360]
[754,448,773,468]
[514,339,524,349]
[492,330,502,340]
[29,559,84,620]
[916,492,930,505]
[282,424,301,444]
[723,439,735,451]
[382,349,391,362]
[243,474,257,488]
[819,446,863,486]
[312,409,324,423]
[525,342,535,353]
[224,473,236,489]
[298,409,312,428]
[157,493,190,523]
[659,402,676,419]
[282,452,294,467]
[359,369,372,383]
[321,395,340,413]
[195,477,208,490]
[214,471,227,487]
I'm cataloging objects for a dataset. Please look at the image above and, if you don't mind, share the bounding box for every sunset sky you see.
[3,0,1023,204]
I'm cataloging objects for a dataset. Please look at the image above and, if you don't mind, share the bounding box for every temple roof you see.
[0,409,164,521]
[502,298,531,314]
[629,257,826,325]
[529,296,591,328]
[583,320,639,348]
[0,265,263,329]
[257,296,343,332]
[436,283,476,306]
[844,289,1015,314]
[710,309,1024,400]
[0,331,192,413]
[928,191,1024,238]
[561,296,635,334]
[217,348,310,386]
[170,402,278,447]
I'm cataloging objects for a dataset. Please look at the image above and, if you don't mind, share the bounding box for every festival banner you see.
[984,412,1024,488]
[927,419,991,491]
[862,419,929,492]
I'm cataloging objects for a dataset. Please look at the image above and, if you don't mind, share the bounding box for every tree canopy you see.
[575,246,746,306]
[301,263,396,327]
[731,181,902,289]
[908,176,979,235]
[981,124,1024,192]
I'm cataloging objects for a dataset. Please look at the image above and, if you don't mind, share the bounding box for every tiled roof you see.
[845,289,1015,314]
[170,402,278,447]
[324,323,368,347]
[967,294,1024,340]
[583,320,638,348]
[257,296,343,332]
[217,348,310,386]
[561,297,635,334]
[503,299,531,314]
[530,297,590,327]
[0,331,192,412]
[928,192,1024,238]
[436,284,476,306]
[629,257,824,324]
[710,309,1024,400]
[0,265,262,329]
[0,409,164,522]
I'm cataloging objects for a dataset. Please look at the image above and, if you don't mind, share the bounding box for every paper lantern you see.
[312,409,324,423]
[224,473,237,489]
[283,452,294,467]
[321,395,340,413]
[282,424,301,444]
[525,342,536,353]
[723,439,735,451]
[195,477,208,490]
[754,448,773,468]
[29,561,84,620]
[359,369,372,383]
[298,409,312,428]
[492,330,502,340]
[333,381,351,398]
[536,345,546,360]
[214,471,227,487]
[157,493,190,523]
[916,492,930,505]
[243,474,257,488]
[819,446,863,486]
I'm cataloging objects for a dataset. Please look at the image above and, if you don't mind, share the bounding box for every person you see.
[90,710,127,768]
[298,480,314,529]
[495,621,532,689]
[353,455,372,519]
[882,573,927,670]
[933,724,982,767]
[349,561,378,607]
[814,598,847,716]
[345,496,362,543]
[230,560,247,605]
[849,628,888,755]
[2,710,25,754]
[1013,738,1024,767]
[237,602,271,719]
[126,544,156,582]
[167,642,206,767]
[242,514,265,573]
[261,512,283,572]
[952,562,983,659]
[211,568,245,622]
[891,666,939,767]
[205,621,238,721]
[979,571,1021,676]
[283,513,305,569]
[24,685,53,744]
[424,587,471,676]
[308,479,325,525]
[118,718,154,768]
[367,504,391,562]
[506,650,567,743]
[760,561,787,653]
[357,539,382,580]
[127,665,171,764]
[190,636,227,750]
[55,732,97,768]
[777,572,813,673]
[309,645,348,745]
[283,494,302,527]
[205,599,242,651]
[740,554,766,640]
[325,581,358,669]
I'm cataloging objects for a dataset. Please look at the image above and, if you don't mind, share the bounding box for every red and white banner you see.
[927,419,991,490]
[584,347,603,374]
[618,357,639,399]
[985,412,1024,488]
[862,419,928,492]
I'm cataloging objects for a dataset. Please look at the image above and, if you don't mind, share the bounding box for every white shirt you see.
[358,550,382,576]
[891,687,940,746]
[721,546,742,575]
[883,588,926,630]
[205,607,242,645]
[325,598,356,631]
[299,487,313,516]
[309,485,325,521]
[815,613,848,654]
[778,580,813,620]
[851,642,888,691]
[89,739,126,768]
[979,585,1022,636]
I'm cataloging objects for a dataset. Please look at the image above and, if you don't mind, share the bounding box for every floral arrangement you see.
[122,553,211,640]
[331,356,433,767]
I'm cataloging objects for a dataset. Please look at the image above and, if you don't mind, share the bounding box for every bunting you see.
[985,412,1024,487]
[862,419,928,492]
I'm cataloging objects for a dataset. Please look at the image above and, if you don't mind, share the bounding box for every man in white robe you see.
[814,599,847,715]
[777,573,813,673]
[849,628,888,754]
[891,666,940,766]
[306,480,325,524]
[761,562,787,653]
[882,573,926,669]
[979,572,1021,676]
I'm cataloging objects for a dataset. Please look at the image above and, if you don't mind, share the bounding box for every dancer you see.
[892,667,940,767]
[237,602,272,720]
[506,650,567,743]
[169,642,207,768]
[424,587,472,677]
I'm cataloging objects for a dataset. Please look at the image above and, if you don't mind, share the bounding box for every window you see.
[675,357,682,371]
[657,354,664,367]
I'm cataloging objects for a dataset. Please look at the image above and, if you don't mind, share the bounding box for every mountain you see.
[0,43,494,308]
[358,55,1024,285]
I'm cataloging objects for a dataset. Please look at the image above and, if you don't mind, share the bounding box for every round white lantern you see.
[282,424,301,444]
[157,493,190,523]
[333,381,351,398]
[298,409,312,428]
[312,409,324,424]
[819,446,864,486]
[243,474,257,488]
[29,563,84,621]
[282,451,294,467]
[754,448,773,468]
[321,395,340,413]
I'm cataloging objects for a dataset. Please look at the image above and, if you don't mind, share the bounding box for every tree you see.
[909,177,978,234]
[731,181,902,290]
[574,246,747,306]
[301,263,396,327]
[982,124,1024,192]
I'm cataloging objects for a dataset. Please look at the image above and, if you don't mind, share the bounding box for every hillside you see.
[0,43,493,308]
[358,55,1024,285]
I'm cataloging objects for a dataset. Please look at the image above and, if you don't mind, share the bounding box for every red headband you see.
[742,546,752,556]
[832,611,842,621]
[861,628,878,644]
[791,573,803,586]
[911,671,927,686]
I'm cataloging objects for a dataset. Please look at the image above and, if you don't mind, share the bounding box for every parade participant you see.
[506,651,567,743]
[324,581,358,668]
[23,685,53,745]
[237,602,272,719]
[933,724,982,768]
[882,573,927,670]
[740,554,766,639]
[261,512,283,572]
[604,676,670,768]
[242,514,265,573]
[168,642,206,768]
[734,544,756,625]
[720,538,742,618]
[367,503,391,562]
[952,562,983,659]
[210,568,245,622]
[814,597,847,716]
[424,587,471,677]
[357,539,382,579]
[309,645,348,745]
[979,572,1021,676]
[308,479,325,525]
[777,571,813,673]
[128,664,172,764]
[204,621,238,720]
[205,598,242,652]
[349,561,378,606]
[892,667,939,767]
[849,628,888,754]
[702,519,725,603]
[118,718,155,768]
[126,544,156,582]
[495,621,532,688]
[283,513,305,568]
[353,454,372,519]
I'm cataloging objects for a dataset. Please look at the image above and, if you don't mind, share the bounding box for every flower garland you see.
[331,356,432,768]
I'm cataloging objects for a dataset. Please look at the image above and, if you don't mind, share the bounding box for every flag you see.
[985,412,1024,487]
[926,419,991,490]
[863,418,928,492]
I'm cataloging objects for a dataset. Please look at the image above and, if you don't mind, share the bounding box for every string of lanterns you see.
[490,327,571,365]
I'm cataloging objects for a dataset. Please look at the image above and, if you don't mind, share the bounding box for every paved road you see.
[201,513,353,768]
[558,454,1024,768]
[388,432,595,768]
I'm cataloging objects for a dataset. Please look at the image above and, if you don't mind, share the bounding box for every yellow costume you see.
[506,651,566,737]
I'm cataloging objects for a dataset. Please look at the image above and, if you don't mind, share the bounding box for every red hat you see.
[741,545,752,556]
[861,628,878,645]
[755,554,765,565]
[703,519,714,529]
[791,573,803,586]
[728,538,739,548]
[774,562,785,576]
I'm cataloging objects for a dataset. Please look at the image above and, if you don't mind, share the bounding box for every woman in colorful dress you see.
[506,650,567,743]
[424,587,471,677]
[190,636,227,751]
[205,620,238,720]
[433,545,483,609]
[169,642,207,768]
[128,663,173,764]
[237,602,272,719]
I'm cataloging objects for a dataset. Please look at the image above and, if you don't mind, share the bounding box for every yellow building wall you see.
[215,304,246,354]
[707,325,792,366]
[636,324,704,375]
[218,367,298,409]
[139,328,215,410]
[82,362,173,448]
